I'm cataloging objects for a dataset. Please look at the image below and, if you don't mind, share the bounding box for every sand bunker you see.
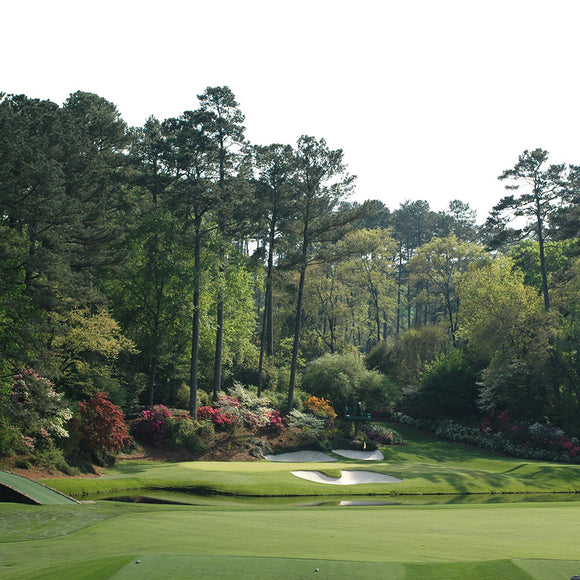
[264,451,337,462]
[292,470,403,485]
[332,449,384,461]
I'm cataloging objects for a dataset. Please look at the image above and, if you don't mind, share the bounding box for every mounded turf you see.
[0,470,78,505]
[2,424,580,578]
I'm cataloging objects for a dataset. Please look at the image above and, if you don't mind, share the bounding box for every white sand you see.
[332,449,384,461]
[263,451,337,462]
[292,470,403,485]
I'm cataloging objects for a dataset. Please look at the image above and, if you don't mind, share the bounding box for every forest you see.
[1,86,579,467]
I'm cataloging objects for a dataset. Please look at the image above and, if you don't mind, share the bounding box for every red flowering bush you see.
[76,392,132,454]
[197,406,237,430]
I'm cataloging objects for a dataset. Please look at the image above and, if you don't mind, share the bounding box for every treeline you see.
[1,87,579,456]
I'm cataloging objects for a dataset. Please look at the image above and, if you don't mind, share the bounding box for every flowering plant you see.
[197,405,237,430]
[364,424,403,445]
[303,396,337,425]
[198,384,284,432]
[135,405,173,445]
[9,368,72,449]
[261,410,284,433]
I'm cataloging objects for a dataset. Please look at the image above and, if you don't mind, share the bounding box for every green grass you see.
[2,424,580,579]
[43,422,580,498]
[1,501,580,578]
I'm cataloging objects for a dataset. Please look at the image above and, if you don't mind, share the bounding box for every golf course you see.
[2,423,580,579]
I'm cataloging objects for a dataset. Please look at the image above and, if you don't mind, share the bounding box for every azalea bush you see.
[134,404,173,445]
[479,412,580,461]
[303,396,337,426]
[364,424,404,446]
[197,405,238,430]
[133,405,215,454]
[261,409,284,433]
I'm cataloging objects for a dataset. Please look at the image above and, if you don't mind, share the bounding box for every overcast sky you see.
[3,0,580,222]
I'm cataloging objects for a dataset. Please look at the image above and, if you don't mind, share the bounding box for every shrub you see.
[428,415,580,463]
[301,352,399,414]
[415,348,482,420]
[287,410,326,437]
[197,405,237,430]
[35,445,78,475]
[261,410,284,433]
[75,392,132,454]
[199,384,285,433]
[364,424,404,446]
[366,326,450,389]
[303,396,337,425]
[134,404,172,445]
[170,417,208,455]
[8,368,72,446]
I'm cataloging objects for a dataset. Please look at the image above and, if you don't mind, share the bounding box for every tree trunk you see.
[189,217,202,419]
[287,260,307,413]
[213,281,225,402]
[536,201,551,311]
[257,287,269,397]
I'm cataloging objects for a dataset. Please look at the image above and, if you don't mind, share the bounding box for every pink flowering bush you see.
[135,405,173,445]
[364,424,403,446]
[262,410,284,434]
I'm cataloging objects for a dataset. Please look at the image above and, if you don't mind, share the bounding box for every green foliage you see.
[366,325,450,390]
[408,234,487,341]
[51,308,137,402]
[34,444,77,474]
[170,418,212,454]
[415,348,482,420]
[302,352,399,414]
[459,256,554,420]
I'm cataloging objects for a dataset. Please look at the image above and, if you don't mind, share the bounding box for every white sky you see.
[3,0,580,223]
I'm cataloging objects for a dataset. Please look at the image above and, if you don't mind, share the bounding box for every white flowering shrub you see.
[287,410,326,436]
[8,368,72,451]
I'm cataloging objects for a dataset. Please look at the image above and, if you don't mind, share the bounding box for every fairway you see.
[3,425,580,578]
[1,500,580,579]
